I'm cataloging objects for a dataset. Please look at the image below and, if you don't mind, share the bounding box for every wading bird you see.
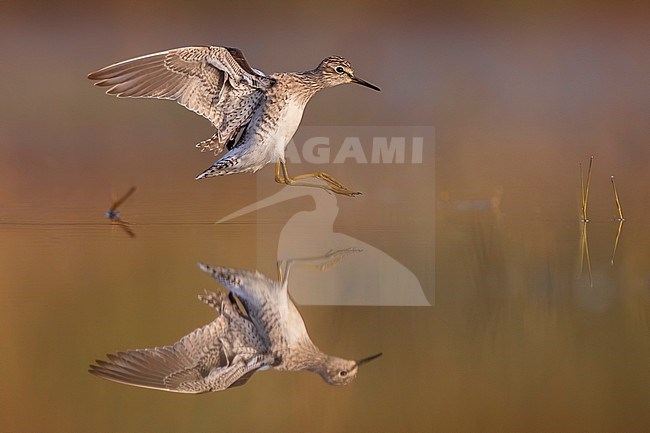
[88,46,380,196]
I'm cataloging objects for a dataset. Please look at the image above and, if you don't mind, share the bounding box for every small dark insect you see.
[106,186,136,238]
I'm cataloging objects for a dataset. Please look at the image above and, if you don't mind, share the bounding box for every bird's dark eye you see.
[339,370,348,377]
[335,66,345,74]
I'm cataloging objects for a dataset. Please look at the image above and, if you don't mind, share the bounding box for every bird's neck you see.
[285,340,329,371]
[287,70,329,104]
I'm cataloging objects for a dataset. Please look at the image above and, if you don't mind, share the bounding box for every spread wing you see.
[88,46,274,149]
[89,291,272,393]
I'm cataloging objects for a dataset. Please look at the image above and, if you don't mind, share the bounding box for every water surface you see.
[1,2,648,432]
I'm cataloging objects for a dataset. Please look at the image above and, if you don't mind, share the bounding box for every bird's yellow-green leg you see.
[274,162,361,197]
[289,170,345,189]
[276,161,341,186]
[276,261,285,283]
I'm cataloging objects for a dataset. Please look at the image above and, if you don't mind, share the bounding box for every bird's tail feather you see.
[195,158,239,179]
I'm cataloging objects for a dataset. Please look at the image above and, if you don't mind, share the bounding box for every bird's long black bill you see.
[356,352,383,367]
[351,76,381,91]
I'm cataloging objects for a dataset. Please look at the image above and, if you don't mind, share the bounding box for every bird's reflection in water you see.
[89,250,381,393]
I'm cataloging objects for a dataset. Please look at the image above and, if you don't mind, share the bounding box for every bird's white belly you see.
[280,302,311,346]
[270,100,305,162]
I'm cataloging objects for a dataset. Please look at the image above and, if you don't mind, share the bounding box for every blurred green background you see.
[1,1,649,432]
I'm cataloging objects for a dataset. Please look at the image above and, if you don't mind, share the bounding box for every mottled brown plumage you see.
[89,291,272,393]
[89,264,381,393]
[88,46,380,196]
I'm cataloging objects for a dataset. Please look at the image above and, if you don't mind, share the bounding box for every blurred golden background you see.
[0,1,648,432]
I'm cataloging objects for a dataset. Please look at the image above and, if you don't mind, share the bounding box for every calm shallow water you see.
[1,2,649,432]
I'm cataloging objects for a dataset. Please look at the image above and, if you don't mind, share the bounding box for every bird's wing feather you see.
[89,291,271,393]
[198,264,294,350]
[198,264,278,313]
[88,46,274,146]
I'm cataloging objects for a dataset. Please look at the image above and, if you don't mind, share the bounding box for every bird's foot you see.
[327,184,363,197]
[275,177,362,197]
[274,163,362,197]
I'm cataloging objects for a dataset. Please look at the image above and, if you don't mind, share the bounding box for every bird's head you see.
[316,56,381,91]
[316,352,383,386]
